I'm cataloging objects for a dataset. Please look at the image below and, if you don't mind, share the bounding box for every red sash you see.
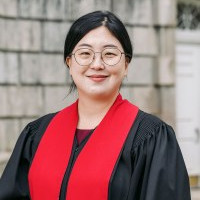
[28,94,139,200]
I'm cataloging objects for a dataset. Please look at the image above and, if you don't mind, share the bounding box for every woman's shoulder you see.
[132,110,175,149]
[136,110,170,133]
[22,113,57,154]
[137,110,164,128]
[27,112,57,133]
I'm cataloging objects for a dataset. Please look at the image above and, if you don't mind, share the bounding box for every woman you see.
[0,11,191,200]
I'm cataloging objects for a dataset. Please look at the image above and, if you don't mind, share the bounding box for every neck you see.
[77,92,119,129]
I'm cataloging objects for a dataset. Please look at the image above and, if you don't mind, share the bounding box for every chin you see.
[88,88,117,99]
[78,84,119,99]
[89,90,108,97]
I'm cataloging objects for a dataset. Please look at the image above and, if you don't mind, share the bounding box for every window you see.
[177,1,200,30]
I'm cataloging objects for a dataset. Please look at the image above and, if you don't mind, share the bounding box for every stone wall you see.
[0,0,177,175]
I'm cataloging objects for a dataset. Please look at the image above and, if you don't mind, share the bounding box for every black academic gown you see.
[0,110,191,200]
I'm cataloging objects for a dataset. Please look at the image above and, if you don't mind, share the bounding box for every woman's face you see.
[66,26,129,99]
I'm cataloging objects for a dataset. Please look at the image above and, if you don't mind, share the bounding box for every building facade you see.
[0,0,199,186]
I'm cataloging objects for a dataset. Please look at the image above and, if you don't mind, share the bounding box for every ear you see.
[66,56,71,68]
[124,59,129,76]
[66,57,72,75]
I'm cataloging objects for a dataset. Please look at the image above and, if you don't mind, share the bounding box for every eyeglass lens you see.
[74,48,122,66]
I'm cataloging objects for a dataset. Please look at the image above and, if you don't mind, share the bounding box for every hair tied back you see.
[102,16,108,26]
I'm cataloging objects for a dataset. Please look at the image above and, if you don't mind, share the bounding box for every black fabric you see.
[0,110,191,200]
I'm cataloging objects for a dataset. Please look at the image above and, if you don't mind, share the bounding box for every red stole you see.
[28,94,139,200]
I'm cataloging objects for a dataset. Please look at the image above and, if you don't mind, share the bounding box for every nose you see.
[90,52,105,70]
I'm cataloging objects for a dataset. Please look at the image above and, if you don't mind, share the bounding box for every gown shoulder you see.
[26,113,57,157]
[132,111,174,150]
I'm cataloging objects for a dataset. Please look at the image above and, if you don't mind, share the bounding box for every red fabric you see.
[28,101,78,200]
[76,129,93,145]
[28,94,139,200]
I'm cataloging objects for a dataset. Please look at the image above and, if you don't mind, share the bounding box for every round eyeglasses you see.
[70,48,127,66]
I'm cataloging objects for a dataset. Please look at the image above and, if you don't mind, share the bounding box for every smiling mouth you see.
[87,75,109,82]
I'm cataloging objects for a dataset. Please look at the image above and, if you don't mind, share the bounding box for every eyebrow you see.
[77,43,118,48]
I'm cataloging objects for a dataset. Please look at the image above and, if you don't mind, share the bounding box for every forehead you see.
[74,26,123,50]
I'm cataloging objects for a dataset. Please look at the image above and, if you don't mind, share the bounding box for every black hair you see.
[64,10,133,94]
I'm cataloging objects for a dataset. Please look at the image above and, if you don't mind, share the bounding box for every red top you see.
[76,129,93,145]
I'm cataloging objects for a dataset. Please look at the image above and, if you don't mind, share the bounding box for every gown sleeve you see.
[0,124,33,200]
[129,121,191,200]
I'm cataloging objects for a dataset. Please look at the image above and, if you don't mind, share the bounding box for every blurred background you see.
[0,0,200,198]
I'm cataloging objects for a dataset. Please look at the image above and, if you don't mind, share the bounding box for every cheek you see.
[70,65,86,81]
[110,65,127,78]
[69,61,78,76]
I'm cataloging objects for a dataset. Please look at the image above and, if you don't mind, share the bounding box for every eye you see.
[76,49,93,58]
[105,52,116,56]
[79,51,91,55]
[103,49,119,58]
